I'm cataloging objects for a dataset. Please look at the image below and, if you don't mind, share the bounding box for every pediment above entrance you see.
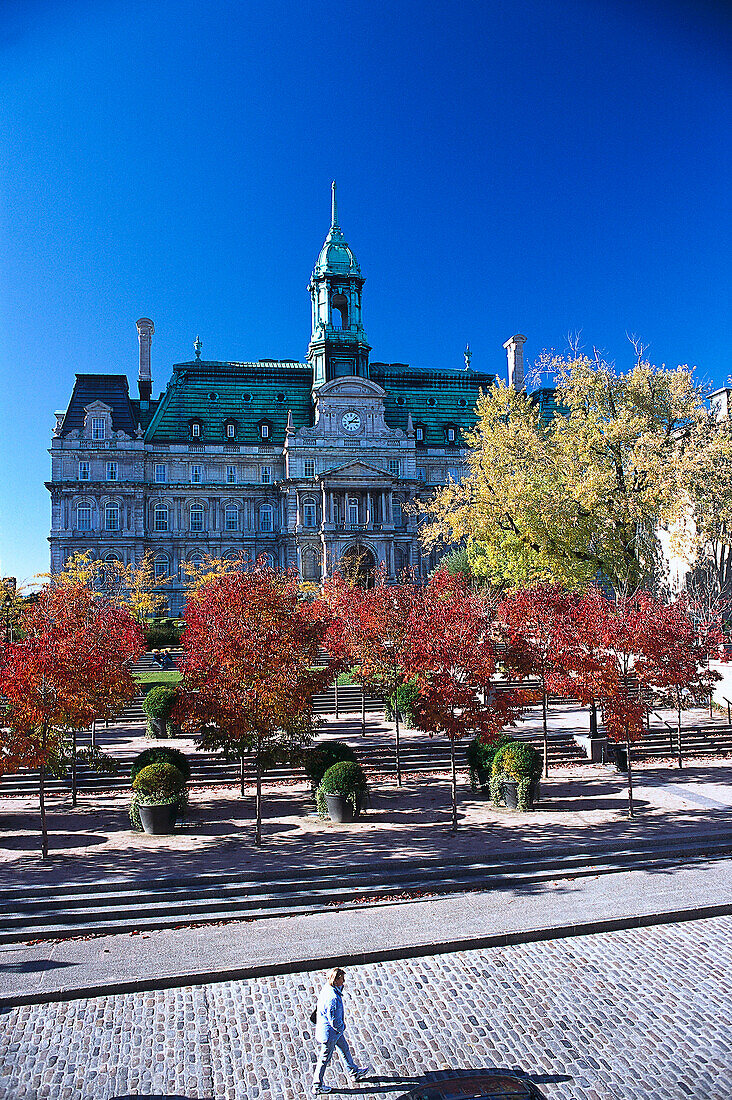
[321,459,392,483]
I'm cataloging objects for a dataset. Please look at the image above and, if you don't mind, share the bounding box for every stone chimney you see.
[136,318,155,401]
[503,334,527,391]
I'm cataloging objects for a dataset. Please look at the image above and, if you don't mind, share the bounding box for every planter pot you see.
[139,801,178,835]
[500,777,540,810]
[324,792,361,823]
[147,718,168,739]
[476,766,492,794]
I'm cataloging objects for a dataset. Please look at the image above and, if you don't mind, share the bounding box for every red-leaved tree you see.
[324,569,420,785]
[405,570,522,831]
[0,581,144,858]
[178,561,330,845]
[499,584,577,778]
[563,589,661,818]
[636,595,722,769]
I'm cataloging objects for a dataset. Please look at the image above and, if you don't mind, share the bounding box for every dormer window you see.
[414,423,425,444]
[445,424,458,444]
[91,417,105,441]
[259,420,272,441]
[224,420,237,440]
[190,420,203,439]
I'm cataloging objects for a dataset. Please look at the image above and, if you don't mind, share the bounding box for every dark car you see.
[398,1072,545,1100]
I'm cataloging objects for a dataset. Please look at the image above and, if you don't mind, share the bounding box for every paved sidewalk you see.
[2,915,731,1100]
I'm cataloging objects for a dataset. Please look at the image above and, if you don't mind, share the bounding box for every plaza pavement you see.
[1,914,730,1100]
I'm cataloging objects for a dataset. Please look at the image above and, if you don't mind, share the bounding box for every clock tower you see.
[308,182,371,391]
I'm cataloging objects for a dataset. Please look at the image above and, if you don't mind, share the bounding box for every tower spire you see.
[331,180,338,228]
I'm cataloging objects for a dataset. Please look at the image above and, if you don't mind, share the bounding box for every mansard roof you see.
[142,358,497,446]
[369,362,496,437]
[60,374,141,438]
[144,360,314,445]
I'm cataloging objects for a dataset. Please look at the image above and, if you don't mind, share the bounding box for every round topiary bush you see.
[466,734,517,793]
[490,741,541,810]
[316,760,368,818]
[303,741,357,788]
[130,747,191,784]
[142,685,178,720]
[132,762,186,798]
[384,679,419,727]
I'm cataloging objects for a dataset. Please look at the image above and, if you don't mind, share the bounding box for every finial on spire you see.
[464,343,472,370]
[194,336,202,360]
[331,180,338,228]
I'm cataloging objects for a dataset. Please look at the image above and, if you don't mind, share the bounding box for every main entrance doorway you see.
[339,543,377,588]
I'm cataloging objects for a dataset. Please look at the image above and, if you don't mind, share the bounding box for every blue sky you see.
[1,0,730,584]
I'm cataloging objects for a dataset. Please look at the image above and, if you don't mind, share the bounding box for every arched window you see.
[331,293,348,330]
[225,503,239,532]
[190,503,204,532]
[302,498,317,528]
[105,503,120,531]
[154,503,169,532]
[154,554,170,581]
[347,497,359,526]
[77,503,92,531]
[302,547,321,581]
[259,504,273,532]
[260,552,275,568]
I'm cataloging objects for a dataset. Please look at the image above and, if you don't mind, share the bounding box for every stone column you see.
[388,491,394,525]
[296,491,302,529]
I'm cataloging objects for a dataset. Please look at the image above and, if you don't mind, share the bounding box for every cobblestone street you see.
[2,915,731,1100]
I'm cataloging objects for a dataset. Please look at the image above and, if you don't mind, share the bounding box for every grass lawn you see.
[134,669,182,685]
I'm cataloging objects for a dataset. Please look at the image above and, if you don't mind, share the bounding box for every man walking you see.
[312,967,370,1094]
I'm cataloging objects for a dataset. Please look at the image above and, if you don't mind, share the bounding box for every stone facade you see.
[48,186,517,614]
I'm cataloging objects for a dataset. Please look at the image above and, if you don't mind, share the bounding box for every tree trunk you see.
[254,747,262,847]
[39,762,49,860]
[91,720,96,751]
[334,677,339,720]
[361,685,366,738]
[394,702,402,787]
[71,729,77,807]
[677,697,684,770]
[541,688,549,779]
[625,733,635,819]
[450,735,458,833]
[240,754,245,796]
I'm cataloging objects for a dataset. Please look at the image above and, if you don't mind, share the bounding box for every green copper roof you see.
[143,359,497,445]
[144,361,313,445]
[370,363,495,443]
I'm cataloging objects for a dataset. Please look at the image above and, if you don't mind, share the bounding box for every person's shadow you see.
[322,1067,571,1096]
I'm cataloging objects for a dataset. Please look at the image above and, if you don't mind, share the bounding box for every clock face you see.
[341,411,362,433]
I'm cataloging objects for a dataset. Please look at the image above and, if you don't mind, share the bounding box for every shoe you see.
[352,1065,371,1081]
[312,1087,331,1095]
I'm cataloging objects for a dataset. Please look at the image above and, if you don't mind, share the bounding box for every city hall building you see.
[48,185,524,613]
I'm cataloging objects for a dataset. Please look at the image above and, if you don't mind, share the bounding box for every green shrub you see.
[142,685,178,720]
[490,741,541,810]
[132,762,186,797]
[384,679,420,726]
[466,734,517,793]
[316,760,368,818]
[303,741,357,788]
[130,747,191,784]
[144,619,184,648]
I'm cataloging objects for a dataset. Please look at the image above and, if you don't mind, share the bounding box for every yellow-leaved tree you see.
[422,349,729,593]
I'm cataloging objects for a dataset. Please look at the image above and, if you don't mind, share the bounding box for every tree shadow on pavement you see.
[0,958,77,974]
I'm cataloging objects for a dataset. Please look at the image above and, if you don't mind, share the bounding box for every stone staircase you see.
[0,832,728,945]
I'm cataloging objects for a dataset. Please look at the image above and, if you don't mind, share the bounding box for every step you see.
[0,839,727,944]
